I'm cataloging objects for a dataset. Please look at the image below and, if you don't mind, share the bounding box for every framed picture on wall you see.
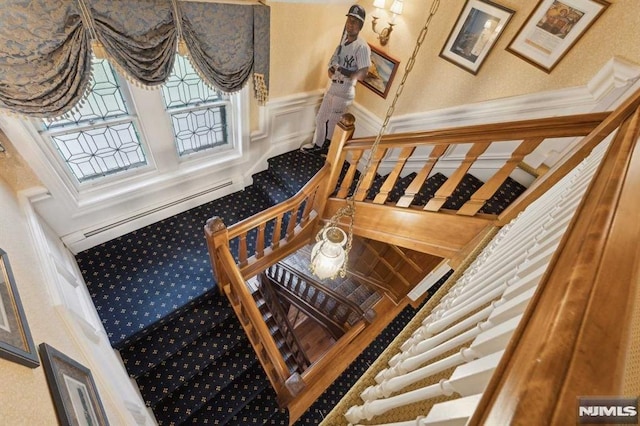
[39,343,110,426]
[360,44,400,99]
[507,0,610,72]
[0,248,39,368]
[439,0,515,75]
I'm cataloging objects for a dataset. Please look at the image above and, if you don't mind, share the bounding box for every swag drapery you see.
[0,0,270,118]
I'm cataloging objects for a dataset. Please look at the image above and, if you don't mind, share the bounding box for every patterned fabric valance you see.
[0,0,270,118]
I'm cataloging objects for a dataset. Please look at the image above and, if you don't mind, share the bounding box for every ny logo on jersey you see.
[342,55,356,69]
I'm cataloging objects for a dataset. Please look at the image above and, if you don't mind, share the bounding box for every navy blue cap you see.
[346,4,366,23]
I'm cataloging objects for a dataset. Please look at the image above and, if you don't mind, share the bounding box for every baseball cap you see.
[346,4,366,23]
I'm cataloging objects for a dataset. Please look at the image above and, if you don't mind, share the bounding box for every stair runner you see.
[76,149,526,425]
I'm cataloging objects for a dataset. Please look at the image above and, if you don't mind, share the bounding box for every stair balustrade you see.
[332,89,640,426]
[204,89,640,416]
[264,262,372,339]
[255,273,311,372]
[322,110,619,259]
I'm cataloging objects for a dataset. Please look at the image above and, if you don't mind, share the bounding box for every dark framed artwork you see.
[361,44,400,99]
[39,343,109,426]
[0,248,39,368]
[507,0,610,72]
[439,0,514,75]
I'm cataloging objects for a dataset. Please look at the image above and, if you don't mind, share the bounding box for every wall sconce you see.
[372,0,404,46]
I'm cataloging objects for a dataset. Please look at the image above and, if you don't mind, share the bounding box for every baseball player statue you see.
[302,4,371,156]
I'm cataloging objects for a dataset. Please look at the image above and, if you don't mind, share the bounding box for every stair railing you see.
[265,262,372,338]
[322,87,640,425]
[256,272,311,372]
[223,162,330,279]
[321,111,614,259]
[471,91,640,425]
[205,217,306,406]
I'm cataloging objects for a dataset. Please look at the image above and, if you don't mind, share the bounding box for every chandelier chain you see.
[313,0,440,279]
[350,0,441,199]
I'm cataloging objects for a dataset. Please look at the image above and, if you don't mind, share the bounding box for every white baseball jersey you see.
[312,36,371,146]
[327,36,371,99]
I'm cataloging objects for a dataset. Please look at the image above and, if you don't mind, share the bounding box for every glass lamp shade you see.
[310,227,347,280]
[390,0,404,15]
[373,0,386,8]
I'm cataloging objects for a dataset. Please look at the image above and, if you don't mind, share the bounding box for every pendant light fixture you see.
[310,0,441,280]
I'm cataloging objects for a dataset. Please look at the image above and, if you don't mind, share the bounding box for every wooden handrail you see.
[498,87,640,224]
[221,245,297,401]
[470,102,640,425]
[257,273,310,371]
[227,164,330,240]
[222,164,331,279]
[345,112,609,147]
[322,113,619,252]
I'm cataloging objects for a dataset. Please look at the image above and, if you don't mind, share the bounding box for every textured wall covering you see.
[266,1,639,116]
[0,132,42,192]
[0,180,126,425]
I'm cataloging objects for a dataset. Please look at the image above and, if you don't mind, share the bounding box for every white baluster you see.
[345,378,456,424]
[345,351,502,424]
[362,348,478,401]
[395,305,494,365]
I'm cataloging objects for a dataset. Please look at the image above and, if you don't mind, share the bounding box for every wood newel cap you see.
[338,113,356,129]
[204,216,227,236]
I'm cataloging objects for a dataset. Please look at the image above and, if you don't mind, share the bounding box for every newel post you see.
[204,216,230,292]
[314,113,356,220]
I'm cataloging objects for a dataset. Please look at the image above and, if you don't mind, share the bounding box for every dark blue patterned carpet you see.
[77,151,326,348]
[75,148,524,425]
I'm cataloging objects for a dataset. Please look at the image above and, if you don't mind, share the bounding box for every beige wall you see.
[267,0,640,116]
[0,178,122,425]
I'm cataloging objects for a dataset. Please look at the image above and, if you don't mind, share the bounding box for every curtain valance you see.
[0,0,270,118]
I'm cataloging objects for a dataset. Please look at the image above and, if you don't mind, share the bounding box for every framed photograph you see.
[439,0,514,75]
[361,44,400,99]
[0,248,39,368]
[39,343,109,426]
[507,0,610,72]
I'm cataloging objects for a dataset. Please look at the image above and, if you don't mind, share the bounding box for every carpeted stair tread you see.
[252,169,296,206]
[151,339,256,425]
[136,315,246,406]
[412,172,448,206]
[479,176,527,214]
[120,292,232,378]
[77,227,217,347]
[184,363,271,424]
[268,150,325,195]
[442,173,484,210]
[367,172,417,202]
[229,386,288,425]
[361,290,383,312]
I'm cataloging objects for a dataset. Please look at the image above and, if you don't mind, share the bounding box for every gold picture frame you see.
[361,44,400,99]
[507,0,610,72]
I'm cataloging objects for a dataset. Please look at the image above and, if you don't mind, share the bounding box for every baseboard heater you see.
[83,181,233,238]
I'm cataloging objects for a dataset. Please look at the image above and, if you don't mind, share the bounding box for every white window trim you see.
[0,78,248,213]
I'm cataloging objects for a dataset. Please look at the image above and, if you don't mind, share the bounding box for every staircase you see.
[77,148,526,425]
